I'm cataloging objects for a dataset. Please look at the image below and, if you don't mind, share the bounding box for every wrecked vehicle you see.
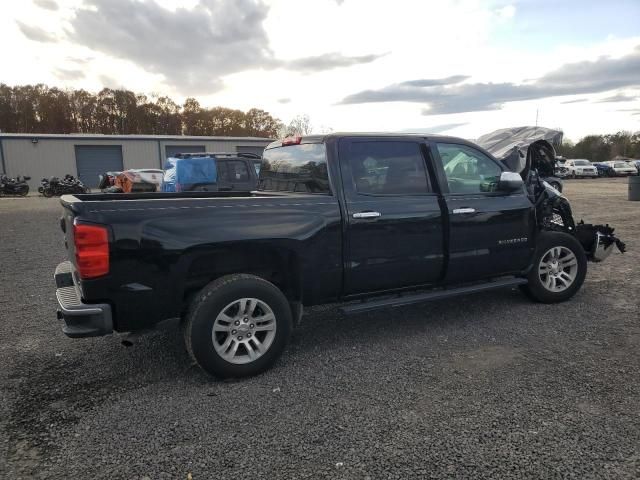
[53,133,625,378]
[478,126,566,191]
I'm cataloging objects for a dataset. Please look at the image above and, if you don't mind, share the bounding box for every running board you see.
[340,277,528,315]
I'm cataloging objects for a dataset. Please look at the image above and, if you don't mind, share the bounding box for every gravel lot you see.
[1,178,639,479]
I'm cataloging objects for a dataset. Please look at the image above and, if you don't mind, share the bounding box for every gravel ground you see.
[1,179,639,479]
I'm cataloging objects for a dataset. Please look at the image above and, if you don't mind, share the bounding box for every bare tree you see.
[283,114,313,137]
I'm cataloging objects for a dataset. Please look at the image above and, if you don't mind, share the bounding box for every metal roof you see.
[0,133,273,142]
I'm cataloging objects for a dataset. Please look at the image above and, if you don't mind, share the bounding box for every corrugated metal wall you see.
[1,136,270,189]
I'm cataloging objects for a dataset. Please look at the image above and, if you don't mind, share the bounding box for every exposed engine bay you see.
[479,126,626,262]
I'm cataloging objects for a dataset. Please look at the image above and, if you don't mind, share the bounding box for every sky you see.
[2,0,640,141]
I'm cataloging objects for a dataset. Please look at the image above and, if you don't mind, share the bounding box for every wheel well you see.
[182,246,301,307]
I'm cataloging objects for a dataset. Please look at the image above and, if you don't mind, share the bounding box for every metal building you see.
[0,133,272,188]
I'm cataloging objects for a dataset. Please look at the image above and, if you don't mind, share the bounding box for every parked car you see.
[592,162,614,177]
[565,159,598,178]
[162,152,261,192]
[53,133,625,378]
[554,162,569,178]
[604,160,637,176]
[634,160,640,174]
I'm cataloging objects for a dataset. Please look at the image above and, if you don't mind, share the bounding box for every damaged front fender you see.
[536,181,626,262]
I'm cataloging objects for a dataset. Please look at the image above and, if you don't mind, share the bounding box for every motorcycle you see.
[0,174,30,196]
[38,174,89,197]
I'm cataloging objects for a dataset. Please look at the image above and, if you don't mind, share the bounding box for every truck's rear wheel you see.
[522,232,587,303]
[183,274,292,378]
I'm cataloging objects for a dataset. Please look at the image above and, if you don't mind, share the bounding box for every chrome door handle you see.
[452,208,476,214]
[353,211,381,219]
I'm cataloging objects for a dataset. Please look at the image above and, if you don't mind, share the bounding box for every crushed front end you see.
[530,153,626,263]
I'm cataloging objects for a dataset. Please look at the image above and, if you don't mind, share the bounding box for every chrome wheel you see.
[212,298,276,365]
[538,246,578,292]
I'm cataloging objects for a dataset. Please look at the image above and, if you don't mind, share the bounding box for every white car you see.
[565,159,598,178]
[604,161,637,176]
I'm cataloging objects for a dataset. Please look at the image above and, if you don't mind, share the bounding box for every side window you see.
[217,161,228,183]
[344,141,431,195]
[436,143,502,194]
[227,161,249,182]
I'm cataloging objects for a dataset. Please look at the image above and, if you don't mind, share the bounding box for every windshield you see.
[574,160,590,166]
[614,162,630,168]
[259,143,330,193]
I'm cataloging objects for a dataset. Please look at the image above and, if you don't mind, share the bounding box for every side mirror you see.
[498,171,524,191]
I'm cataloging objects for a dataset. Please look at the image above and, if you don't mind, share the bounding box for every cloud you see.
[34,0,58,10]
[495,5,516,19]
[340,46,640,114]
[99,75,123,89]
[54,68,85,80]
[595,93,637,103]
[285,52,386,72]
[67,0,273,94]
[277,98,291,104]
[400,76,470,88]
[64,0,384,94]
[66,56,94,65]
[560,98,588,104]
[16,21,57,42]
[397,123,468,134]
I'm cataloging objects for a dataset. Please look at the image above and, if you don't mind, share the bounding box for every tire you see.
[42,188,53,198]
[19,186,29,196]
[183,274,293,378]
[521,232,587,303]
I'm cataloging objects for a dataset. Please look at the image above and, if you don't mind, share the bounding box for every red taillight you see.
[74,224,109,279]
[282,136,302,145]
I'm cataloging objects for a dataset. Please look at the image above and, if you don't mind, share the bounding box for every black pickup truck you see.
[55,134,624,377]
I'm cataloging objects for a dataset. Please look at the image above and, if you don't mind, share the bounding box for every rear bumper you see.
[55,261,113,338]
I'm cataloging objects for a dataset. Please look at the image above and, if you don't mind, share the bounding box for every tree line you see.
[556,131,640,162]
[0,84,285,138]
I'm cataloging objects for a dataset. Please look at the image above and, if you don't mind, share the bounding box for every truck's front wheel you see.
[522,232,587,303]
[184,274,293,378]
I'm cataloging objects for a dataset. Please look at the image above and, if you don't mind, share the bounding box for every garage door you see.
[236,145,265,157]
[165,145,206,158]
[75,145,124,188]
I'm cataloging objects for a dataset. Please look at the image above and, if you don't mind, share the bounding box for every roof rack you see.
[173,152,262,159]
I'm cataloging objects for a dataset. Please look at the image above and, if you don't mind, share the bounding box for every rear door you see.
[431,142,534,283]
[339,137,445,294]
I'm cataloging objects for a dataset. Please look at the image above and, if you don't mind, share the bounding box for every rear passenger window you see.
[343,141,431,195]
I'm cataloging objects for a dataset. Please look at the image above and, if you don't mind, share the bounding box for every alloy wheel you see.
[211,298,277,365]
[538,246,578,292]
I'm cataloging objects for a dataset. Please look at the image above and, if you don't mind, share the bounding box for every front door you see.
[339,137,446,295]
[431,142,535,283]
